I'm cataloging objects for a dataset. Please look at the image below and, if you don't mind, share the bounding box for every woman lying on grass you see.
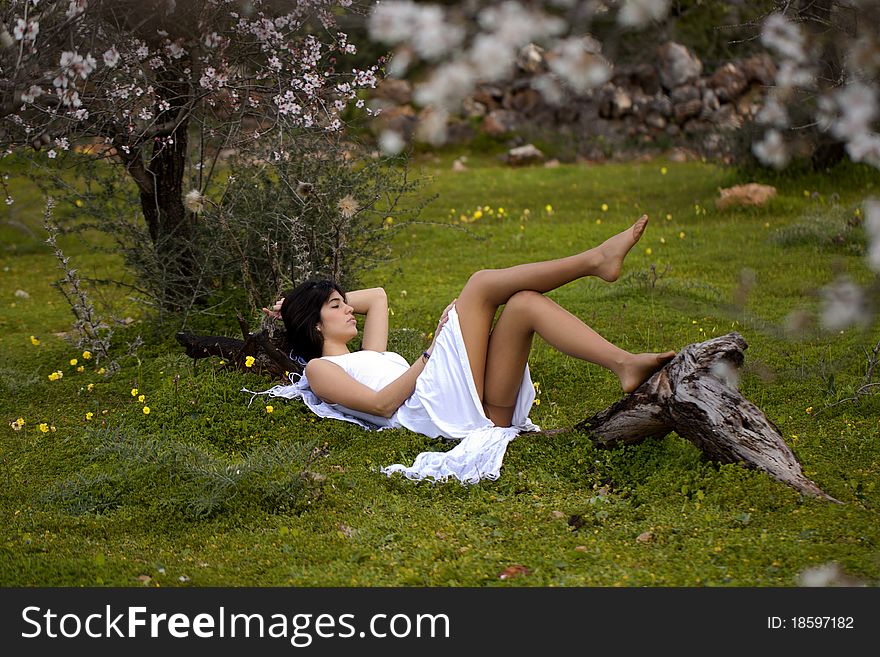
[259,215,676,482]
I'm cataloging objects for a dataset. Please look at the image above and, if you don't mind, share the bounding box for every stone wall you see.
[370,41,776,162]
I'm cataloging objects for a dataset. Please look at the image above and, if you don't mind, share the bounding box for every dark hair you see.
[281,279,346,361]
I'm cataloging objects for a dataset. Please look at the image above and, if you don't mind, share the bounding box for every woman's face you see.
[318,291,357,343]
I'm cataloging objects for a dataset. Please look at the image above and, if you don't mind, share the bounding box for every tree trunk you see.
[573,332,839,502]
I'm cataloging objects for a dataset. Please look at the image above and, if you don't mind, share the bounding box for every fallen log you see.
[573,332,839,502]
[176,315,303,380]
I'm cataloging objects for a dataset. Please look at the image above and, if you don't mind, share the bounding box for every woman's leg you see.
[481,290,676,426]
[456,215,650,399]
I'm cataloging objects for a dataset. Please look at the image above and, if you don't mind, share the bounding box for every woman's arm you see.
[262,287,388,351]
[345,287,388,352]
[305,351,427,418]
[304,299,454,418]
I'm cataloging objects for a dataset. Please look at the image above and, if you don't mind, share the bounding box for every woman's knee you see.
[504,290,543,314]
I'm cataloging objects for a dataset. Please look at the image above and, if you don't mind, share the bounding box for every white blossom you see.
[618,0,671,29]
[13,18,39,43]
[469,34,515,82]
[20,85,43,104]
[761,13,806,63]
[831,82,878,141]
[548,38,611,93]
[65,0,87,19]
[378,129,405,155]
[47,149,57,158]
[864,198,880,273]
[413,61,476,111]
[103,47,120,67]
[752,129,789,169]
[820,277,869,331]
[478,1,566,46]
[756,97,789,127]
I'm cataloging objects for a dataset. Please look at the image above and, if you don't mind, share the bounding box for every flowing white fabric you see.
[244,305,539,484]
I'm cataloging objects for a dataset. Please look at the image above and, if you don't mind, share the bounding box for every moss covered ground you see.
[1,153,879,587]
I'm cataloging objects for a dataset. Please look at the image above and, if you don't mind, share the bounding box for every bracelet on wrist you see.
[421,350,431,363]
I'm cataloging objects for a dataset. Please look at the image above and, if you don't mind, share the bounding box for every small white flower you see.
[47,150,57,159]
[103,47,120,68]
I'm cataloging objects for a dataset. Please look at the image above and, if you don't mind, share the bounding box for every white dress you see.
[245,306,539,483]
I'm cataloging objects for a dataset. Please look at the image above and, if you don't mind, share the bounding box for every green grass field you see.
[2,153,879,586]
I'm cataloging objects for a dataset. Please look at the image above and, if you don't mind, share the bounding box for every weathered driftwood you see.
[177,322,837,502]
[573,332,839,503]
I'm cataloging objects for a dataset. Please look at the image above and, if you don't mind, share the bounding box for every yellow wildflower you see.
[85,412,94,421]
[660,167,668,175]
[70,358,78,366]
[600,203,608,212]
[266,405,274,413]
[87,383,94,392]
[473,210,482,220]
[679,231,686,239]
[76,366,84,373]
[665,214,672,220]
[384,216,394,225]
[245,356,256,368]
[138,394,145,403]
[142,406,151,415]
[131,388,138,396]
[97,367,106,375]
[595,219,601,224]
[660,237,666,244]
[74,199,84,207]
[39,423,49,433]
[805,407,813,414]
[30,335,40,346]
[10,417,25,431]
[48,371,63,381]
[82,351,92,360]
[645,247,652,255]
[534,398,541,406]
[545,204,553,213]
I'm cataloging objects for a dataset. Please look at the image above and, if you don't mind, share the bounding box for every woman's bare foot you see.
[618,350,676,393]
[594,214,649,282]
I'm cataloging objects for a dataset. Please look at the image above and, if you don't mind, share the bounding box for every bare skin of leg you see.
[454,215,676,426]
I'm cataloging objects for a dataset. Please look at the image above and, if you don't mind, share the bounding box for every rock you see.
[670,85,700,105]
[505,86,543,114]
[452,157,468,172]
[375,104,417,137]
[636,531,654,544]
[739,53,777,86]
[462,96,487,118]
[598,85,632,119]
[505,143,545,167]
[715,183,777,209]
[517,43,545,73]
[650,93,673,118]
[701,88,721,116]
[709,104,743,131]
[544,158,561,168]
[645,112,667,130]
[481,109,521,135]
[472,85,504,111]
[657,42,703,90]
[613,63,661,96]
[708,62,748,102]
[673,98,703,123]
[372,78,412,106]
[14,289,29,299]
